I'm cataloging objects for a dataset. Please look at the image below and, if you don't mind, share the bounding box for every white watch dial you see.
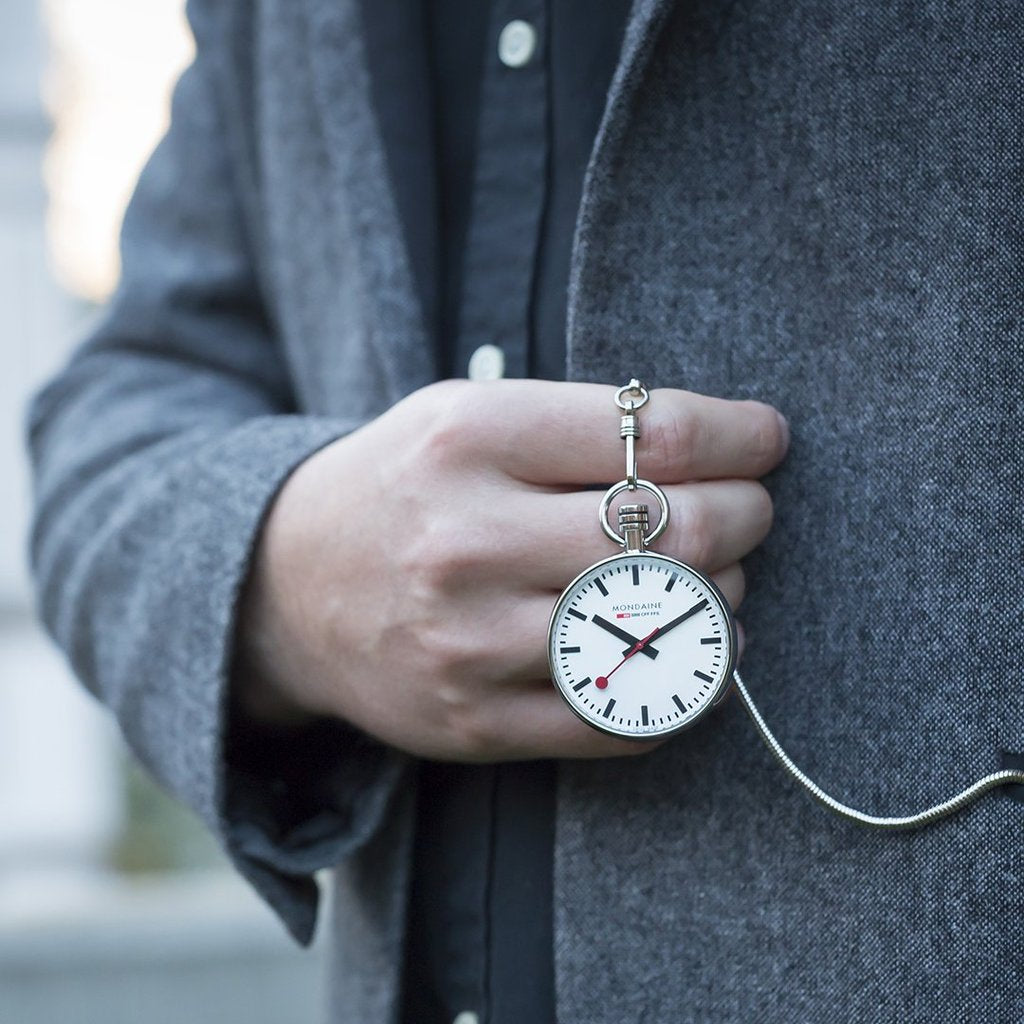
[548,552,736,739]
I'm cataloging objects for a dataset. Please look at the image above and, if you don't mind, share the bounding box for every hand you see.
[595,628,660,690]
[235,379,788,762]
[642,598,709,646]
[590,614,660,659]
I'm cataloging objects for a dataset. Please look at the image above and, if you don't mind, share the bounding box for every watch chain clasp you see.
[600,379,670,550]
[614,378,649,490]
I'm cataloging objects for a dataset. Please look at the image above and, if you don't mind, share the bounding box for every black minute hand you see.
[653,598,709,641]
[590,614,660,659]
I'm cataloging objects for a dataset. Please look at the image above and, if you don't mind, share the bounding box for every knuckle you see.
[411,381,485,468]
[401,514,487,594]
[419,673,495,761]
[419,406,471,468]
[409,614,475,680]
[412,377,473,411]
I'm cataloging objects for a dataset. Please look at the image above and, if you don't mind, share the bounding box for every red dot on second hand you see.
[595,677,609,690]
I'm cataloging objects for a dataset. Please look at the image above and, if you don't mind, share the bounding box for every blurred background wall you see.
[0,2,325,1020]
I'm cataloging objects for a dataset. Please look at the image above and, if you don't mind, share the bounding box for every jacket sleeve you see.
[26,1,407,945]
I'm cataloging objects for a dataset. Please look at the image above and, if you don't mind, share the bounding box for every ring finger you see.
[503,479,773,590]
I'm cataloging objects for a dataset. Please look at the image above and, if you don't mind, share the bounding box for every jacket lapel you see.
[302,0,438,401]
[566,0,679,382]
[356,0,441,353]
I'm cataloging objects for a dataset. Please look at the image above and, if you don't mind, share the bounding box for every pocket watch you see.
[548,380,735,739]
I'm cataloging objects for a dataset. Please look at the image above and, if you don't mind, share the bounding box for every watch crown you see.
[618,503,649,553]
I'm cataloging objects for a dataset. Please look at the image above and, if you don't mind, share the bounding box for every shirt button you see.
[452,1014,479,1024]
[467,343,505,381]
[497,19,537,68]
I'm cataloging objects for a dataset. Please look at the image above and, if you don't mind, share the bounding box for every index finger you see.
[478,380,789,485]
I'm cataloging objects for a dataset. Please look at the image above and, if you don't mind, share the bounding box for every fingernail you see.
[776,410,790,452]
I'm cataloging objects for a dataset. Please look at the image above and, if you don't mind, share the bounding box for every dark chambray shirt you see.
[400,3,631,1023]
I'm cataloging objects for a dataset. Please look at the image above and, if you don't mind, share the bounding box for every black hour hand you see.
[591,614,660,659]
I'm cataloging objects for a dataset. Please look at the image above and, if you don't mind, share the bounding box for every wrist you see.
[231,463,327,728]
[232,574,320,729]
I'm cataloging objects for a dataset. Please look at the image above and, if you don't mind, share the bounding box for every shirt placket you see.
[456,0,550,382]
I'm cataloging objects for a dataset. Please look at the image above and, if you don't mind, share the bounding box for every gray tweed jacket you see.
[28,0,1024,1020]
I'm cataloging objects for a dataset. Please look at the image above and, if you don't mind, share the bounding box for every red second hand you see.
[595,627,660,690]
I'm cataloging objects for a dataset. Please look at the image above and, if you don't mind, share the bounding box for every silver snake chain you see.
[732,670,1024,829]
